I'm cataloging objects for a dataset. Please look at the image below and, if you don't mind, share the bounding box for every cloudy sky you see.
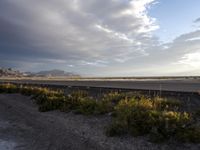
[0,0,200,76]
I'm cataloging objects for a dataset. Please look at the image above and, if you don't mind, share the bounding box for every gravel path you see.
[0,94,200,150]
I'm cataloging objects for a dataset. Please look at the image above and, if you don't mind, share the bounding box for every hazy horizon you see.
[0,0,200,76]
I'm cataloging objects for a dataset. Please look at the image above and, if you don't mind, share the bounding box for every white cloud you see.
[1,0,200,76]
[0,0,159,70]
[179,52,200,68]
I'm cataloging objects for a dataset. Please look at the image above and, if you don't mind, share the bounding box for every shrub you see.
[94,92,132,114]
[60,90,96,113]
[153,111,191,140]
[0,83,18,93]
[114,98,160,136]
[38,95,65,112]
[95,100,114,114]
[33,88,65,112]
[110,97,194,142]
[75,97,98,115]
[60,91,126,115]
[152,97,181,111]
[102,92,125,104]
[176,126,200,143]
[19,86,40,96]
[71,90,88,98]
[60,91,87,112]
[33,88,63,100]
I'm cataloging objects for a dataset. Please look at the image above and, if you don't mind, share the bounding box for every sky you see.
[0,0,200,76]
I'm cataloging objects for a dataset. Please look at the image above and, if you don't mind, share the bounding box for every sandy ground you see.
[1,94,200,150]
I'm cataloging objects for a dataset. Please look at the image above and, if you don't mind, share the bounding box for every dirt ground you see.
[0,94,200,150]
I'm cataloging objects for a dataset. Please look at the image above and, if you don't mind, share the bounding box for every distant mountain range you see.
[0,68,80,78]
[0,68,23,77]
[29,69,80,77]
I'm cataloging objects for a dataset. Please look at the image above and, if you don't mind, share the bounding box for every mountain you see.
[36,69,65,76]
[31,69,80,77]
[0,68,24,77]
[0,68,80,78]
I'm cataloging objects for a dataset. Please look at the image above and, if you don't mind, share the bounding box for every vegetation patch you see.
[1,83,200,143]
[106,96,199,143]
[0,83,18,93]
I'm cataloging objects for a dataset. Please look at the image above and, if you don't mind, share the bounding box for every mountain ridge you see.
[0,68,80,77]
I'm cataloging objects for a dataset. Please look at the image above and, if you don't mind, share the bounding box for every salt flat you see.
[1,78,200,92]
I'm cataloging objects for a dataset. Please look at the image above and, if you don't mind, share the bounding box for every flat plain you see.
[1,78,200,92]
